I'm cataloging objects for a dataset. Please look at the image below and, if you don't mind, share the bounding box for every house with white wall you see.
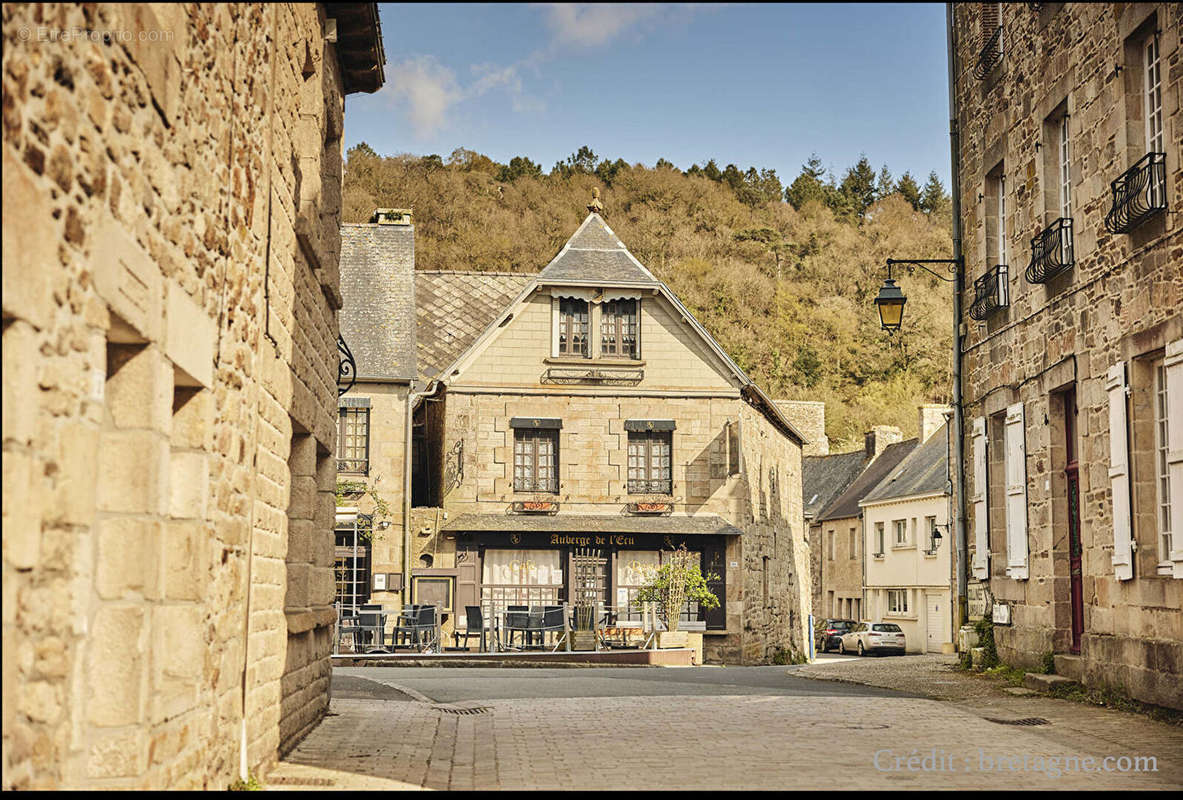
[860,413,954,654]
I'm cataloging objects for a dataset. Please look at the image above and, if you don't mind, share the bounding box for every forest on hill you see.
[342,145,956,450]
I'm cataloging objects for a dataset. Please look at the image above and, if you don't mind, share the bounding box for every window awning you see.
[509,417,563,429]
[624,419,676,432]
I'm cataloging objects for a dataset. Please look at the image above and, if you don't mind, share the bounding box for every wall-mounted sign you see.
[626,501,673,515]
[511,500,560,514]
[992,602,1011,626]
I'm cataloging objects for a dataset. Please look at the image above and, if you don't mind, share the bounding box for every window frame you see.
[337,406,370,475]
[1153,358,1173,568]
[556,297,591,358]
[887,588,910,615]
[513,428,560,494]
[874,522,885,556]
[1144,32,1165,207]
[892,519,909,547]
[601,297,640,360]
[627,429,673,495]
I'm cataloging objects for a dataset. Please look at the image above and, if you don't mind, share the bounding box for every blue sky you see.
[344,3,952,187]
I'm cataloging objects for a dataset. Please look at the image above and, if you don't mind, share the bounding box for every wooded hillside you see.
[342,145,956,450]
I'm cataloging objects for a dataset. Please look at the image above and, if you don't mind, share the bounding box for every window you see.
[627,430,672,494]
[893,519,908,547]
[925,516,939,552]
[1154,359,1173,567]
[1058,114,1072,221]
[557,298,590,357]
[874,522,885,555]
[849,528,857,560]
[513,429,558,493]
[481,549,563,621]
[1144,34,1164,204]
[827,530,836,561]
[887,589,910,614]
[998,173,1007,265]
[334,521,371,613]
[617,550,702,623]
[337,407,369,474]
[601,298,639,359]
[985,162,1007,268]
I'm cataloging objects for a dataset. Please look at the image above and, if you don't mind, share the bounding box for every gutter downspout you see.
[947,2,970,632]
[403,380,441,604]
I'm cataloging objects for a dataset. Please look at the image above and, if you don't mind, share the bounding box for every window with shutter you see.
[1165,339,1183,578]
[1004,403,1029,579]
[971,416,990,579]
[1107,363,1134,581]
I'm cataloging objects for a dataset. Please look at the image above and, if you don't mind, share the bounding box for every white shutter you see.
[1004,403,1029,579]
[1107,363,1134,581]
[971,416,990,579]
[1165,339,1183,578]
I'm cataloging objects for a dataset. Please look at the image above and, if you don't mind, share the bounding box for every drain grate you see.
[434,706,492,716]
[268,776,336,786]
[985,717,1050,726]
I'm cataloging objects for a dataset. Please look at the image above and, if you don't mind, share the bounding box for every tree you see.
[896,171,922,210]
[838,155,877,220]
[875,165,894,201]
[701,159,722,182]
[920,171,949,215]
[595,157,629,185]
[785,155,835,211]
[496,155,543,182]
[655,157,677,171]
[633,546,720,633]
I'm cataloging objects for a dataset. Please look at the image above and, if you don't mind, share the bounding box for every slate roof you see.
[815,439,919,522]
[415,271,533,384]
[803,450,869,521]
[538,213,660,285]
[440,513,742,536]
[861,422,951,505]
[340,223,417,381]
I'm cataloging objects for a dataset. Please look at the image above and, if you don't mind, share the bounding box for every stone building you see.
[337,205,811,664]
[812,430,915,623]
[952,2,1181,708]
[2,3,384,788]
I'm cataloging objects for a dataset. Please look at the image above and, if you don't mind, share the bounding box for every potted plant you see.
[633,546,720,649]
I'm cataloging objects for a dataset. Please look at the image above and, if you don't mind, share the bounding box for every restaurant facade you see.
[337,203,811,664]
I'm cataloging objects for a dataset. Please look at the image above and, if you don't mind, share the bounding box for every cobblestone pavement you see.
[267,664,1183,790]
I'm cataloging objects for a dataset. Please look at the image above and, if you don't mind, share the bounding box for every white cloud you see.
[385,56,462,138]
[539,3,664,48]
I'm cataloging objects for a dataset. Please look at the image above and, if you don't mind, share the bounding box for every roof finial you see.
[587,186,604,215]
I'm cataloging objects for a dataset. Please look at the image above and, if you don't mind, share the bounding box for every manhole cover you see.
[434,706,492,715]
[985,717,1050,726]
[268,776,336,786]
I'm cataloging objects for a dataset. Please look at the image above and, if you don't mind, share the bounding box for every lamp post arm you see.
[885,258,961,283]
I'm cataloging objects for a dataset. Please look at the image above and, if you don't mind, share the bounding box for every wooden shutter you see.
[971,416,990,579]
[1107,363,1134,581]
[1004,403,1029,580]
[1165,339,1183,578]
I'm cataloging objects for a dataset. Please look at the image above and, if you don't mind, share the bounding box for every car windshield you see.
[831,621,852,629]
[872,623,902,632]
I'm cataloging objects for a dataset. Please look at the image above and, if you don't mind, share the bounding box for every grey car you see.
[838,621,907,656]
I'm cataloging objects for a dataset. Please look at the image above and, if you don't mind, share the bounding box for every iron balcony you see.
[1104,152,1167,234]
[969,265,1009,321]
[1025,218,1074,284]
[974,26,1003,79]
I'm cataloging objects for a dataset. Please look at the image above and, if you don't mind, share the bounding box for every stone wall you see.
[2,3,362,787]
[818,515,864,621]
[953,2,1182,709]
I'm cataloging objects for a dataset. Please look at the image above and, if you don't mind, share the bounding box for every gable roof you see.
[416,271,533,384]
[861,422,950,505]
[538,213,660,285]
[815,438,918,522]
[803,450,869,521]
[340,223,416,381]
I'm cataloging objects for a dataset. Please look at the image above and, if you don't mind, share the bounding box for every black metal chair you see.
[355,610,387,651]
[532,606,566,651]
[413,604,439,651]
[503,608,529,650]
[392,604,423,648]
[455,606,487,651]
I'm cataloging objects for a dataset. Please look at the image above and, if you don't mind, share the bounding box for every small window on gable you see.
[602,298,639,359]
[557,298,590,358]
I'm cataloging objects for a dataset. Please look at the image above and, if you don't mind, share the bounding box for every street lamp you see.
[875,258,960,333]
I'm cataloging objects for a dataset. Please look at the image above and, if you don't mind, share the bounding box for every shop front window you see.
[481,549,564,621]
[614,550,701,623]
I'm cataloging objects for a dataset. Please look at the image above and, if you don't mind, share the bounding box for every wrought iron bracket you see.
[337,334,357,397]
[884,258,960,283]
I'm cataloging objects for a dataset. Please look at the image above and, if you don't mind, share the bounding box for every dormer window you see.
[557,298,590,357]
[601,298,639,359]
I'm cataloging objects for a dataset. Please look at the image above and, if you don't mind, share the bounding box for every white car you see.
[838,621,907,656]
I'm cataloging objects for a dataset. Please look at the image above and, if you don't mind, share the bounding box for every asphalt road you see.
[333,661,916,703]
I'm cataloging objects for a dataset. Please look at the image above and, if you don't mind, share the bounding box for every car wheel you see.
[838,640,845,654]
[857,641,865,657]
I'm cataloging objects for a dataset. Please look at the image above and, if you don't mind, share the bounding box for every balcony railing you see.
[1025,218,1074,284]
[627,478,673,496]
[337,458,368,475]
[969,265,1009,321]
[974,26,1003,79]
[1104,152,1167,234]
[513,477,559,494]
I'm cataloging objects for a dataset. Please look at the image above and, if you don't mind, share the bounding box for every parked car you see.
[838,621,907,656]
[814,618,857,653]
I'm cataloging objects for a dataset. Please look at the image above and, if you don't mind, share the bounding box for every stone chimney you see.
[918,404,952,443]
[775,400,829,456]
[865,425,903,460]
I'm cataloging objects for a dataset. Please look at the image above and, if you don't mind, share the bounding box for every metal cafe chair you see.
[455,606,487,652]
[534,606,567,652]
[413,605,440,652]
[355,609,388,652]
[392,605,423,648]
[503,607,529,650]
